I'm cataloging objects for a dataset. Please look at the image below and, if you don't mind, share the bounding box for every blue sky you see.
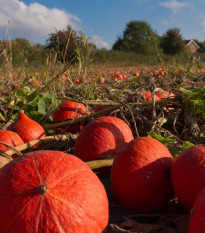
[0,0,205,49]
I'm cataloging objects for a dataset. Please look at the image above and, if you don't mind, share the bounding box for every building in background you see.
[184,40,200,53]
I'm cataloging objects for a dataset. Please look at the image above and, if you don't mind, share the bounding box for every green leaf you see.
[26,111,44,122]
[38,98,48,115]
[26,102,38,112]
[43,91,56,100]
[27,89,39,102]
[23,86,30,93]
[168,146,180,158]
[182,141,194,149]
[148,133,176,144]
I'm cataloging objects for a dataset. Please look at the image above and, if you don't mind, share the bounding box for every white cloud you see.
[0,0,109,49]
[159,0,190,14]
[0,0,82,40]
[90,35,109,49]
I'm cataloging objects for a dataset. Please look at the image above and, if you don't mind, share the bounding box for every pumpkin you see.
[111,137,174,212]
[74,116,134,162]
[188,186,205,233]
[7,110,46,143]
[0,130,23,158]
[128,91,160,102]
[155,90,170,99]
[171,145,205,211]
[0,150,109,233]
[53,100,89,134]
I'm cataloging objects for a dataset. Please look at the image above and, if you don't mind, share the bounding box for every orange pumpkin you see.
[0,150,109,233]
[0,130,23,158]
[53,100,89,134]
[111,137,174,212]
[171,144,205,211]
[7,111,45,143]
[74,116,134,162]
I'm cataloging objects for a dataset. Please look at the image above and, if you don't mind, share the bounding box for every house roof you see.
[185,39,200,49]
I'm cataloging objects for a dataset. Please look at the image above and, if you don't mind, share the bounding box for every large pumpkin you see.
[188,186,205,233]
[0,150,109,233]
[53,100,89,134]
[74,116,134,162]
[171,144,205,211]
[111,137,174,213]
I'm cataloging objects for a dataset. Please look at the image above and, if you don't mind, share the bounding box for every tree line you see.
[0,21,205,69]
[112,20,205,55]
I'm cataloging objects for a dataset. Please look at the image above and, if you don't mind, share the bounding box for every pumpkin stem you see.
[39,185,48,195]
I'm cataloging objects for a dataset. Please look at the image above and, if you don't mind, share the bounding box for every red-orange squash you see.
[0,130,23,152]
[139,91,160,101]
[53,100,89,134]
[0,150,109,233]
[74,116,134,162]
[171,144,205,211]
[128,91,160,102]
[7,110,46,143]
[188,186,205,233]
[155,90,170,99]
[111,137,174,212]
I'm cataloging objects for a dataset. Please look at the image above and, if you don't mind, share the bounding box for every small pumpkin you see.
[7,110,46,143]
[128,91,160,102]
[155,90,170,99]
[0,150,109,233]
[74,116,134,162]
[53,100,89,134]
[0,130,23,152]
[111,137,174,212]
[171,144,205,211]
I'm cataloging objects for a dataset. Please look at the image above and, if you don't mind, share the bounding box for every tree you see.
[160,28,185,55]
[46,25,97,65]
[112,20,159,55]
[193,39,205,52]
[0,38,46,68]
[45,25,78,63]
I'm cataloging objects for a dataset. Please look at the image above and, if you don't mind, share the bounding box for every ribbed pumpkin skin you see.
[111,137,174,213]
[0,150,109,233]
[171,145,205,211]
[7,111,46,143]
[74,116,134,162]
[188,186,205,233]
[0,130,23,152]
[53,100,88,134]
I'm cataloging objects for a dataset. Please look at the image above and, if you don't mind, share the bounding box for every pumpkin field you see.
[0,58,205,233]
